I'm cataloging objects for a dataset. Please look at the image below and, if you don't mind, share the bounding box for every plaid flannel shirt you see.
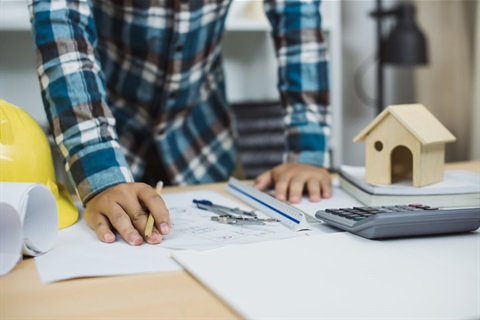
[28,0,330,205]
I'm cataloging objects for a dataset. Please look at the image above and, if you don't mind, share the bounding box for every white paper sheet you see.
[34,218,182,284]
[33,187,357,283]
[172,232,480,320]
[161,190,306,250]
[35,190,326,283]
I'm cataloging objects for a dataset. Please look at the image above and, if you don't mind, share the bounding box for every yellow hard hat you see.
[0,99,78,229]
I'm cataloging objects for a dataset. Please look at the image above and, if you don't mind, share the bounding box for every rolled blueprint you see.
[0,183,58,263]
[0,203,22,276]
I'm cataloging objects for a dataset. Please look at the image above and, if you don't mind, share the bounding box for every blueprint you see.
[35,185,349,283]
[160,191,303,250]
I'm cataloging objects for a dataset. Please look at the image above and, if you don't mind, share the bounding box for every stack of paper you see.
[339,165,480,207]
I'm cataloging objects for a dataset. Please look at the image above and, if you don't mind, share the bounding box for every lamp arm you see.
[375,0,384,114]
[369,8,400,18]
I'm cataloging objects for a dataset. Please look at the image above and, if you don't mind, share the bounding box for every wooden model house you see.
[353,104,456,187]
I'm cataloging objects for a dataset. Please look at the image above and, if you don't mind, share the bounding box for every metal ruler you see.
[226,177,311,231]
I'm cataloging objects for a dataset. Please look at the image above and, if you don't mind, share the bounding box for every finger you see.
[118,194,151,237]
[105,202,144,246]
[84,210,116,243]
[138,189,171,236]
[254,170,272,190]
[306,178,321,202]
[145,226,163,245]
[274,178,291,201]
[320,174,332,198]
[288,176,306,203]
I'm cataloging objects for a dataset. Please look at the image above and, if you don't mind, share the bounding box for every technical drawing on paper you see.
[158,191,301,250]
[170,206,276,242]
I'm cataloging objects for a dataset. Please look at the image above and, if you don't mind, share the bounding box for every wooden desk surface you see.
[1,161,478,319]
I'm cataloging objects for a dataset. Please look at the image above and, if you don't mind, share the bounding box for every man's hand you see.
[254,163,331,203]
[84,183,171,245]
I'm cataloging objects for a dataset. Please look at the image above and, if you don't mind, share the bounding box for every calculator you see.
[315,204,480,239]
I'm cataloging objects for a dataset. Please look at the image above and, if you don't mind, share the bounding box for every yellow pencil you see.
[145,181,163,237]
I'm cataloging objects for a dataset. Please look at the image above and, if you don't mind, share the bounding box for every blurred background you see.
[1,0,478,181]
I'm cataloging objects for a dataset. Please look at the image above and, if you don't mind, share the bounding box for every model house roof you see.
[353,104,456,145]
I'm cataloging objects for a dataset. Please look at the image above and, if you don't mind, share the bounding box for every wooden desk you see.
[1,162,478,319]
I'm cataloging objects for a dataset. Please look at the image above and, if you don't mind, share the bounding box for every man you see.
[28,0,331,246]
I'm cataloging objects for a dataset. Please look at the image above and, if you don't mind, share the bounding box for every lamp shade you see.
[382,3,428,65]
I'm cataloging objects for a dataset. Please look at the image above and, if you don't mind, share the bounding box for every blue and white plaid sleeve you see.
[264,0,331,168]
[28,0,134,205]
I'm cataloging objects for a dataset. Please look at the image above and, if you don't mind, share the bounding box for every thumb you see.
[254,170,272,190]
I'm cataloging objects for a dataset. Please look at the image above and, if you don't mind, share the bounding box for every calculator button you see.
[343,209,365,215]
[326,209,346,216]
[350,207,381,214]
[377,209,396,213]
[359,213,374,217]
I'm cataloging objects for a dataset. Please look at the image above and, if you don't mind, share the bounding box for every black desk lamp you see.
[371,0,428,114]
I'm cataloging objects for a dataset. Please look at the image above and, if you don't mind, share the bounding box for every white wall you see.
[223,31,278,103]
[341,0,414,166]
[0,30,47,127]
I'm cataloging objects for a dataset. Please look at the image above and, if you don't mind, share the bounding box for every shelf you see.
[225,18,270,32]
[225,18,332,33]
[225,5,333,32]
